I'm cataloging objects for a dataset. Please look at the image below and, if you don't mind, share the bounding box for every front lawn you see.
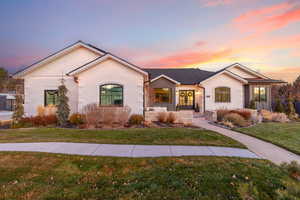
[0,128,245,148]
[235,122,300,154]
[0,152,299,200]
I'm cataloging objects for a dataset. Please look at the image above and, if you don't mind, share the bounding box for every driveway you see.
[0,142,260,159]
[193,118,300,165]
[0,111,12,121]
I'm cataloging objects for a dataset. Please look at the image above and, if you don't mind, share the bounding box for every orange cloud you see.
[233,1,300,34]
[264,66,300,83]
[142,48,232,68]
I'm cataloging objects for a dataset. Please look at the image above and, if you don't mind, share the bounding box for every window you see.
[44,90,58,106]
[100,84,123,106]
[154,88,171,103]
[215,87,231,102]
[253,86,267,102]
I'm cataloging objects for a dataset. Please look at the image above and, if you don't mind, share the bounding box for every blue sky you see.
[1,0,299,82]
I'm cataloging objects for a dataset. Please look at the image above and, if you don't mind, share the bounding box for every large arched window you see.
[100,84,123,106]
[215,87,231,103]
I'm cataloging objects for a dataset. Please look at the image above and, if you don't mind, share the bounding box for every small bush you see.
[45,104,57,116]
[166,112,176,124]
[230,110,251,120]
[157,112,167,123]
[220,120,234,128]
[69,113,84,125]
[37,105,46,117]
[272,113,289,123]
[128,114,144,125]
[217,109,231,121]
[249,99,256,109]
[118,106,131,126]
[260,109,273,122]
[223,113,248,127]
[102,106,117,126]
[82,103,102,128]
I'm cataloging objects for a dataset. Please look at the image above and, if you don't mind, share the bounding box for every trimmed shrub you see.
[56,80,70,127]
[216,109,231,122]
[166,112,176,124]
[157,112,167,123]
[128,114,144,125]
[230,110,251,120]
[223,113,248,127]
[102,106,117,126]
[274,98,285,113]
[69,113,84,125]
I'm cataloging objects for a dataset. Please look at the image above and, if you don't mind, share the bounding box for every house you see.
[13,41,284,116]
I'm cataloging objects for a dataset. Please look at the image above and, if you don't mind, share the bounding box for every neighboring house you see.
[13,41,284,116]
[0,93,16,111]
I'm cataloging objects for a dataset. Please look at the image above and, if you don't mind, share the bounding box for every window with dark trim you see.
[100,84,123,106]
[253,86,267,102]
[44,90,58,106]
[154,88,171,103]
[215,87,231,103]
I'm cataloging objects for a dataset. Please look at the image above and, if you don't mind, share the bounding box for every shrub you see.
[128,114,144,125]
[249,99,256,109]
[69,113,84,125]
[230,110,251,120]
[157,112,167,123]
[82,103,102,128]
[260,109,273,122]
[102,106,117,126]
[45,104,57,116]
[272,113,289,123]
[118,106,131,126]
[216,109,231,122]
[56,80,70,127]
[220,120,234,128]
[166,112,176,124]
[223,113,248,127]
[274,98,285,113]
[37,105,46,117]
[286,97,296,117]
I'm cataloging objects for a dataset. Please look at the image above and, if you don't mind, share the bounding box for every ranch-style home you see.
[13,41,284,116]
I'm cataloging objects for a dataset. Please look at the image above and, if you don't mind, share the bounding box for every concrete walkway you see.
[0,142,260,159]
[193,118,300,165]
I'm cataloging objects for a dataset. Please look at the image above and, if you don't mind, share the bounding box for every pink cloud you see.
[233,1,300,34]
[141,48,232,68]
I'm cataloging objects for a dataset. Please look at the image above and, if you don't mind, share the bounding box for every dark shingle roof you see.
[144,68,215,84]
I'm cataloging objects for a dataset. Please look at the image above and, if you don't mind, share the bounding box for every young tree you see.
[286,96,296,117]
[56,79,70,126]
[274,98,285,113]
[293,75,300,101]
[12,94,24,123]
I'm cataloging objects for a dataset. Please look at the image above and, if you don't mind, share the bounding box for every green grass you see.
[0,128,245,148]
[235,122,300,155]
[0,152,299,200]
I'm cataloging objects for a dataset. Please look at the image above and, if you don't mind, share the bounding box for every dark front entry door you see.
[178,90,195,109]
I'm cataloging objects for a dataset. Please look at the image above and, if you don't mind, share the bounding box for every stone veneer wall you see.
[145,110,194,124]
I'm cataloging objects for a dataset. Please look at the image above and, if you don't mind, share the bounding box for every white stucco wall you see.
[23,46,100,116]
[77,59,145,115]
[201,73,244,111]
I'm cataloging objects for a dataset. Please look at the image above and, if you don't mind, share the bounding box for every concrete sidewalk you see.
[0,142,260,159]
[193,118,300,165]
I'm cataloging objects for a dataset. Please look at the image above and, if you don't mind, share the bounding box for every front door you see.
[178,90,195,109]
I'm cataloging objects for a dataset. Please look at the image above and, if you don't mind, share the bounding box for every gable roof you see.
[199,69,248,84]
[150,74,181,84]
[13,41,106,78]
[67,53,148,76]
[224,63,269,79]
[144,68,214,85]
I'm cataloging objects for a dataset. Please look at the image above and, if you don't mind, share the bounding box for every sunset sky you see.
[1,0,300,82]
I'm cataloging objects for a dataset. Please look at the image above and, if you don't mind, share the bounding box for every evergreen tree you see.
[274,98,284,113]
[56,79,70,126]
[12,95,24,123]
[293,75,300,101]
[249,99,256,109]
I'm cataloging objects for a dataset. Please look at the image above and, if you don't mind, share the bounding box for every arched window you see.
[215,87,231,103]
[100,84,123,106]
